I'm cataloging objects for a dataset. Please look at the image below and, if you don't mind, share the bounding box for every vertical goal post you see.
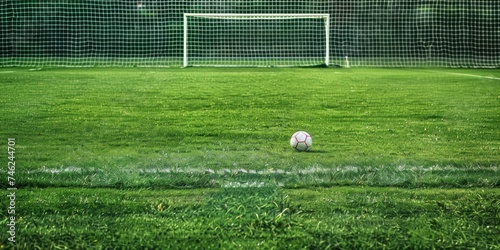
[183,13,330,67]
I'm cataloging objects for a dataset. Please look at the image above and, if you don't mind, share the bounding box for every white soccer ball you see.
[290,131,312,152]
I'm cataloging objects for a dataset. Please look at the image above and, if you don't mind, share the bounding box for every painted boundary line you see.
[424,70,500,81]
[23,165,500,188]
[32,165,500,175]
[448,72,500,81]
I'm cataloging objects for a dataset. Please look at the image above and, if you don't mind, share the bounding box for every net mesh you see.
[1,0,499,68]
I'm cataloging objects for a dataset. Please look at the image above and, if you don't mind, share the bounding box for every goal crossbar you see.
[184,13,330,20]
[183,13,330,67]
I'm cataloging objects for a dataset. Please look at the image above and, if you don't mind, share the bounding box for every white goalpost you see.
[183,13,330,67]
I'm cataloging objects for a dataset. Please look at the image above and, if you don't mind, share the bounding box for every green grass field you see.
[1,67,499,249]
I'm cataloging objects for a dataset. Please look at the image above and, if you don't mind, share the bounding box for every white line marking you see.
[32,165,499,175]
[449,72,500,80]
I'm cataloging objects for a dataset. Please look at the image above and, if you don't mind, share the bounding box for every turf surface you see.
[7,187,500,249]
[0,67,499,248]
[1,67,499,172]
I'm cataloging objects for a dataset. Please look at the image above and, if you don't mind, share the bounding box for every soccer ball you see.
[290,131,312,152]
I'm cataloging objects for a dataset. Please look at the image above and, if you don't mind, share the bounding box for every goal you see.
[183,13,330,67]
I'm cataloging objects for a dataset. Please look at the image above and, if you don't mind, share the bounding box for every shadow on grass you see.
[303,150,329,154]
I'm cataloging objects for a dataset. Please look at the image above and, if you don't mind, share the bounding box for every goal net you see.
[183,14,329,67]
[1,0,498,68]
